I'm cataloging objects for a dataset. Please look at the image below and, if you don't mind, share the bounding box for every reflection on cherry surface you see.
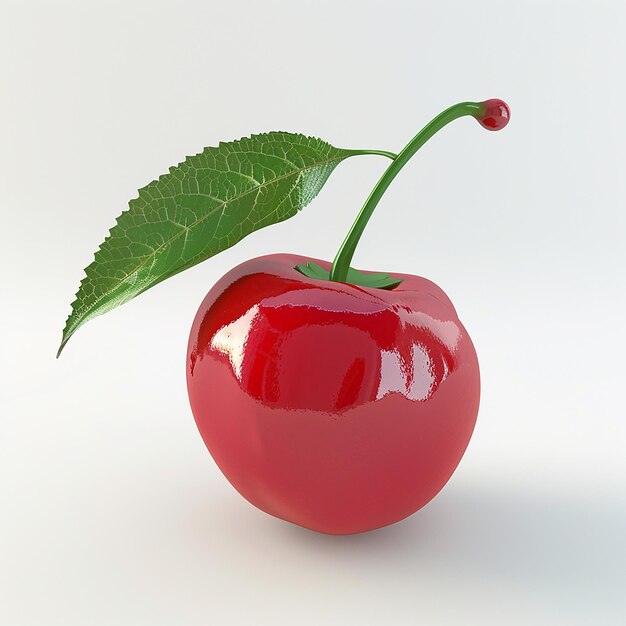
[187,254,480,534]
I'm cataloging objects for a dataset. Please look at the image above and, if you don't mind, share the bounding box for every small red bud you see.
[476,98,510,131]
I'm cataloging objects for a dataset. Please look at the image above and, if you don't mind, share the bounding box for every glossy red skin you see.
[478,98,511,131]
[186,254,480,535]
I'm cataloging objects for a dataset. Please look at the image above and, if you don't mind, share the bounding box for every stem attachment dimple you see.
[329,99,509,284]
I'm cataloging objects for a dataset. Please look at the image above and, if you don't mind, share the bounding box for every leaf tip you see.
[56,335,68,359]
[56,321,75,359]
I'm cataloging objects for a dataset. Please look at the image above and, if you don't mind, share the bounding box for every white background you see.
[1,1,625,624]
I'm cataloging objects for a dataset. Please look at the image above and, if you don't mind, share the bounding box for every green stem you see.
[329,101,486,283]
[348,148,398,160]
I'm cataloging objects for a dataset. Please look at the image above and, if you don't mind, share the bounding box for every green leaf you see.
[59,132,379,356]
[294,261,403,290]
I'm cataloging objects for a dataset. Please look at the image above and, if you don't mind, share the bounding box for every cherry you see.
[188,99,511,534]
[187,254,480,534]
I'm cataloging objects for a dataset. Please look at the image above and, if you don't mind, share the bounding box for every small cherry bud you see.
[475,98,511,131]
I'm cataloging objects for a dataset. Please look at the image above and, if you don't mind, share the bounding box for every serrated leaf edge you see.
[58,133,356,356]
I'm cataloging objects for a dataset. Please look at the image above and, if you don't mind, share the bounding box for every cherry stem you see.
[329,100,503,283]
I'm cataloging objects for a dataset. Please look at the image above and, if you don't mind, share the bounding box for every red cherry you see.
[187,253,480,535]
[476,98,511,131]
